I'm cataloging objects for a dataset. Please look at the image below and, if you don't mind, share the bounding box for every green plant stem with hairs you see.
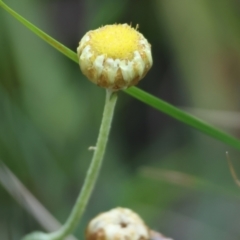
[22,90,118,240]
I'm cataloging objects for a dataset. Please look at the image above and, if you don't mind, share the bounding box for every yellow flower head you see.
[77,24,153,90]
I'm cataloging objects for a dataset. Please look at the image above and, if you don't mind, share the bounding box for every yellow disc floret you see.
[90,25,139,59]
[77,23,153,90]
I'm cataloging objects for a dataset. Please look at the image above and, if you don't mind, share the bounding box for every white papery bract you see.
[86,208,150,240]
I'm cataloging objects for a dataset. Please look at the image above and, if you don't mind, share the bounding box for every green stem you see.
[48,89,118,240]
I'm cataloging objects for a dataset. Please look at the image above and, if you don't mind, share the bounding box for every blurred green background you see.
[1,0,240,239]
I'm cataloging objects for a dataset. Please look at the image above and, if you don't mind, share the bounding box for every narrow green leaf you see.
[1,1,240,151]
[126,87,240,150]
[0,1,78,63]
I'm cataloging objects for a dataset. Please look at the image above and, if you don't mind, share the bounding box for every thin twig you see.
[0,161,78,240]
[226,151,240,187]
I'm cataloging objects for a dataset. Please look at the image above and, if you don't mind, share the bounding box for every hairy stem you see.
[21,90,117,240]
[49,89,118,239]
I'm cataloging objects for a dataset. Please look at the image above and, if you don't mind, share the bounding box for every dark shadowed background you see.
[1,0,240,239]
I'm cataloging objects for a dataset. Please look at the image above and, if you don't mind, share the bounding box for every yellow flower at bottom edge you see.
[77,24,153,90]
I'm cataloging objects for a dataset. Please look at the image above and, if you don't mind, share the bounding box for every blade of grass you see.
[0,161,78,240]
[125,87,240,150]
[1,1,240,151]
[0,1,78,63]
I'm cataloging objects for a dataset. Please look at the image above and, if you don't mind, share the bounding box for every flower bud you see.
[77,24,152,90]
[86,208,150,240]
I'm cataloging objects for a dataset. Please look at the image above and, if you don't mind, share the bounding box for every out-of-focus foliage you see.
[1,0,240,240]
